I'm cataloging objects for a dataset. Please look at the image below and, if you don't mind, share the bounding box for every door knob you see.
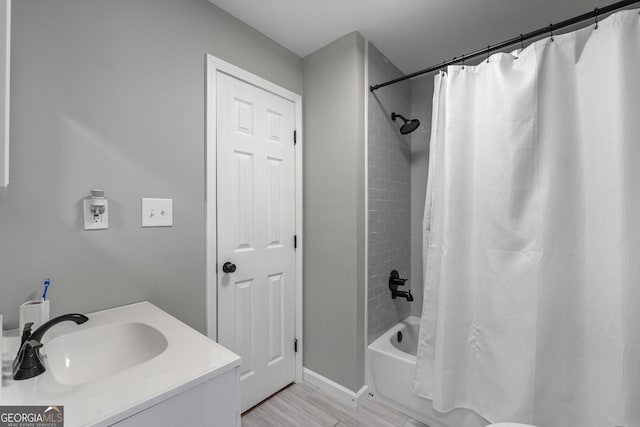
[222,262,237,273]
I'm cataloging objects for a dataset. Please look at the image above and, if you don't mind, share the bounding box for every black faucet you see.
[389,270,414,301]
[13,313,89,381]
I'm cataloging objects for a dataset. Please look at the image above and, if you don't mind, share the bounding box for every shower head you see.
[391,112,420,135]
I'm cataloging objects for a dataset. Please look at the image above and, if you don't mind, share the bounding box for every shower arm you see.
[391,113,408,123]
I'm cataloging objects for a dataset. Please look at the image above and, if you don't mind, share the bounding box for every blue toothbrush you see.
[41,278,51,301]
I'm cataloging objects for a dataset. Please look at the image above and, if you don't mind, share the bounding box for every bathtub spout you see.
[391,289,414,301]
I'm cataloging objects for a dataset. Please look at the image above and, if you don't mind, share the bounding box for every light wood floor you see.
[241,382,429,427]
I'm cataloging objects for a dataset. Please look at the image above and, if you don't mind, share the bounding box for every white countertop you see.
[0,301,240,426]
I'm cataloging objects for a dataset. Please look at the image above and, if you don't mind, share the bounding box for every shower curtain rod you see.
[369,0,640,92]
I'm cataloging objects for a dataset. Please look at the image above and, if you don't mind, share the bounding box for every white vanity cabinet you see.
[0,0,9,187]
[111,368,240,427]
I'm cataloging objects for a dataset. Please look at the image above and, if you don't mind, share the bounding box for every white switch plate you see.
[83,199,109,230]
[141,198,173,227]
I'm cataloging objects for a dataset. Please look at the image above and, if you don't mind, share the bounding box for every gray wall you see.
[302,32,366,393]
[409,76,433,318]
[0,0,302,331]
[367,43,413,343]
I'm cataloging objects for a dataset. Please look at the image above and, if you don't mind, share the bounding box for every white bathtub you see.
[368,316,489,427]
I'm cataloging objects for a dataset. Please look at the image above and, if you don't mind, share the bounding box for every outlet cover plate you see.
[83,199,109,230]
[141,198,173,227]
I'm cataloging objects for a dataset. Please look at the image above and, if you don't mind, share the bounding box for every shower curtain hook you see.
[594,8,599,29]
[461,55,465,69]
[486,46,491,63]
[549,23,554,43]
[514,34,525,59]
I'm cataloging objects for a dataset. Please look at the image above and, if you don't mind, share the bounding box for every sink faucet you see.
[13,313,89,380]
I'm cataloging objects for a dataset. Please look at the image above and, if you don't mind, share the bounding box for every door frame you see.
[205,54,303,383]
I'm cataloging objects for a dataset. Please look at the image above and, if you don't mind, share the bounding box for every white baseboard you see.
[302,367,369,408]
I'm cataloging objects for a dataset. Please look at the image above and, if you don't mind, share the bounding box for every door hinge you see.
[294,234,297,249]
[294,130,297,145]
[294,338,298,353]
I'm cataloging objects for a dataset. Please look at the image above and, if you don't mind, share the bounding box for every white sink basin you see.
[44,321,168,385]
[1,302,241,426]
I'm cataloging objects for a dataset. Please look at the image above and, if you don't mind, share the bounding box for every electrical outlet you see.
[83,199,109,230]
[141,198,173,227]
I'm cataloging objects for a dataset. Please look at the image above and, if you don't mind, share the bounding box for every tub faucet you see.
[389,270,414,301]
[13,313,89,380]
[392,289,414,301]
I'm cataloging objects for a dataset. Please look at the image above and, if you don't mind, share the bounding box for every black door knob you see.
[222,262,237,273]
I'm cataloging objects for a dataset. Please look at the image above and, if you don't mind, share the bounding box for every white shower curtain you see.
[414,9,640,427]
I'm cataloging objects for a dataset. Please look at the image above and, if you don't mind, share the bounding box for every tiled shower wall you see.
[409,77,433,319]
[367,42,413,344]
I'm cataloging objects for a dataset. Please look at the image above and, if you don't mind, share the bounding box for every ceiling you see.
[209,0,603,74]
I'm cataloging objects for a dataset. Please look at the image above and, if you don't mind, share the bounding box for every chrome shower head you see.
[391,112,420,135]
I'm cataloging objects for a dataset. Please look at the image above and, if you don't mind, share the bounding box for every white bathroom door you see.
[216,72,297,412]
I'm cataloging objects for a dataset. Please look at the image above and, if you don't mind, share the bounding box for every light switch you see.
[141,198,173,227]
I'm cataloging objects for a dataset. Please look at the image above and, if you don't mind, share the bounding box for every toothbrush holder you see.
[19,300,50,332]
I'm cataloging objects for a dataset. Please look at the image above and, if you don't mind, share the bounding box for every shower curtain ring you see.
[549,24,554,42]
[594,8,599,29]
[461,56,465,69]
[514,34,525,59]
[486,46,491,63]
